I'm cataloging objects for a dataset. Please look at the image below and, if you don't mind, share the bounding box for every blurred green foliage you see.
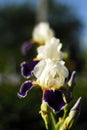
[0,84,45,130]
[0,1,87,130]
[0,4,35,50]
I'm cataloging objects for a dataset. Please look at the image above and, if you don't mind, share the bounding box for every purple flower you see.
[18,60,75,113]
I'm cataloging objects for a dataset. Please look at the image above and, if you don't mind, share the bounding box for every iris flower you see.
[32,22,55,45]
[18,59,75,113]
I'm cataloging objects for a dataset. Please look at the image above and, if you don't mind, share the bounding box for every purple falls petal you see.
[18,81,33,98]
[43,89,66,113]
[21,41,32,55]
[21,60,39,78]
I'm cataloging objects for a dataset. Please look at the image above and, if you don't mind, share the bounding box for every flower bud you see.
[68,71,76,87]
[60,97,82,130]
[40,101,49,129]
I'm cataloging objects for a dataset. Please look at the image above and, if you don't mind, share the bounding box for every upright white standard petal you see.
[33,59,69,90]
[32,22,55,44]
[36,37,63,61]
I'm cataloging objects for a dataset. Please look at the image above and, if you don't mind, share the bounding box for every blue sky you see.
[57,0,87,48]
[0,0,87,48]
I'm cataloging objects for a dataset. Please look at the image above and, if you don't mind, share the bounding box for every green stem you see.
[55,107,69,130]
[50,111,57,130]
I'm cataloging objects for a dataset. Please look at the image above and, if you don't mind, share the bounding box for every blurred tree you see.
[0,4,35,52]
[0,4,36,73]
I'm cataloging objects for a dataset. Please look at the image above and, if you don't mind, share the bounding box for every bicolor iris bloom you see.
[18,59,74,113]
[36,37,63,61]
[32,22,55,45]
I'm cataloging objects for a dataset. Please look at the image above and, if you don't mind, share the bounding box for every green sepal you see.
[40,101,57,130]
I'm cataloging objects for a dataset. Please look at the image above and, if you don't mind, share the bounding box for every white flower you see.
[36,37,63,61]
[32,22,55,44]
[33,59,69,90]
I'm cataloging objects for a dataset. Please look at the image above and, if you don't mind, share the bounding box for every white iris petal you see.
[32,22,55,44]
[36,37,63,61]
[33,59,69,90]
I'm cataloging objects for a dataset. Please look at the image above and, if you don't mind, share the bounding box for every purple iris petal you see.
[43,89,66,113]
[18,81,33,98]
[21,41,32,55]
[21,60,39,78]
